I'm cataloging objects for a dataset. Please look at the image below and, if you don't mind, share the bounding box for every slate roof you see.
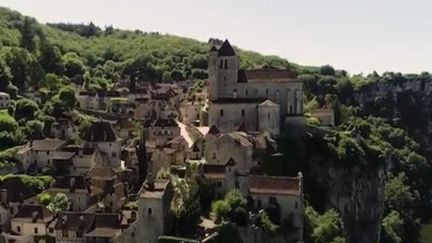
[13,204,53,223]
[217,40,236,56]
[154,118,178,128]
[0,177,35,203]
[54,212,94,231]
[207,125,220,135]
[83,121,117,142]
[31,138,65,151]
[52,175,88,192]
[249,175,301,196]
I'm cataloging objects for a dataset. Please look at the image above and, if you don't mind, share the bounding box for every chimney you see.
[0,189,7,203]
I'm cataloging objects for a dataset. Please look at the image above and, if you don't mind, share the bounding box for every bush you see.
[211,200,230,223]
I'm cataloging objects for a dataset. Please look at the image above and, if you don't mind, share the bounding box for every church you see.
[208,40,304,136]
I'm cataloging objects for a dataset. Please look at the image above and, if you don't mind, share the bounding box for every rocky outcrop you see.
[310,159,386,243]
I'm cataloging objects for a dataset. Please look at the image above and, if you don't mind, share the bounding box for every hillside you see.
[2,6,432,243]
[0,6,292,89]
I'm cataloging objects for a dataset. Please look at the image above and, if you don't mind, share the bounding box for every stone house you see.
[0,203,10,233]
[208,40,304,135]
[0,92,10,109]
[113,179,173,243]
[77,90,121,111]
[47,175,96,212]
[83,121,122,168]
[48,212,122,243]
[51,119,78,141]
[204,127,255,171]
[64,146,104,175]
[180,100,202,125]
[15,138,66,172]
[11,204,54,238]
[143,118,180,147]
[248,174,304,242]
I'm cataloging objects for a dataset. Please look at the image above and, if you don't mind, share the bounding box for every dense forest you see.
[1,6,432,243]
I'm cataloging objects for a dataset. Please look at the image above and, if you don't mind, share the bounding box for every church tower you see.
[208,39,239,101]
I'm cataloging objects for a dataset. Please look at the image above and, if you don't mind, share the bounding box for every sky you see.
[1,0,431,74]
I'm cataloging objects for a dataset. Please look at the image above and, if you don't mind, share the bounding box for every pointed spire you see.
[218,39,236,56]
[208,125,221,135]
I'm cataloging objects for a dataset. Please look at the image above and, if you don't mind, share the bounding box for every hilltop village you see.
[0,40,336,243]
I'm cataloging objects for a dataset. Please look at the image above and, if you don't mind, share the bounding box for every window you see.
[132,232,135,237]
[220,109,224,116]
[232,89,237,98]
[62,229,68,238]
[266,89,269,96]
[268,112,271,119]
[241,109,245,117]
[216,181,222,187]
[148,208,152,215]
[77,230,83,238]
[49,228,54,233]
[212,152,216,159]
[112,152,117,158]
[219,59,223,69]
[269,196,277,204]
[235,180,239,189]
[295,201,298,209]
[257,199,262,209]
[224,59,228,69]
[17,226,21,232]
[34,227,38,234]
[245,89,248,96]
[276,90,280,101]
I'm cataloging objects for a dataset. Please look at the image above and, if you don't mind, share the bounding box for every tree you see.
[0,58,11,91]
[0,111,18,132]
[381,210,403,243]
[384,173,416,213]
[63,52,85,80]
[0,47,32,90]
[14,98,39,122]
[211,200,230,223]
[47,193,71,214]
[20,17,36,51]
[320,65,336,76]
[38,43,64,74]
[23,120,44,139]
[305,205,346,243]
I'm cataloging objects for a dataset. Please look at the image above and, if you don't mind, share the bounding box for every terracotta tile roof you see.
[212,97,266,104]
[203,164,226,179]
[88,167,118,181]
[13,204,53,223]
[258,99,279,107]
[52,151,75,161]
[249,175,301,196]
[83,121,117,142]
[31,138,65,151]
[140,180,170,199]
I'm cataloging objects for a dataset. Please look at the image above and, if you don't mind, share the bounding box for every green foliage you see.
[37,192,51,206]
[0,58,12,91]
[0,174,53,192]
[211,200,230,223]
[124,200,138,210]
[255,210,279,234]
[305,205,346,243]
[46,193,71,213]
[385,173,417,213]
[213,222,244,243]
[382,210,403,243]
[0,110,18,132]
[14,98,39,122]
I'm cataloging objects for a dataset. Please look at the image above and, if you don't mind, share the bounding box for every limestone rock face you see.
[311,160,386,243]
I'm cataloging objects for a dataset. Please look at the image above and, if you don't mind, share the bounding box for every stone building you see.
[0,92,10,109]
[83,121,122,168]
[142,118,180,147]
[11,204,54,238]
[208,40,303,135]
[15,138,66,172]
[113,179,173,243]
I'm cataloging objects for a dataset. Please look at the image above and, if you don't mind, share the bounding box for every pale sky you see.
[1,0,432,74]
